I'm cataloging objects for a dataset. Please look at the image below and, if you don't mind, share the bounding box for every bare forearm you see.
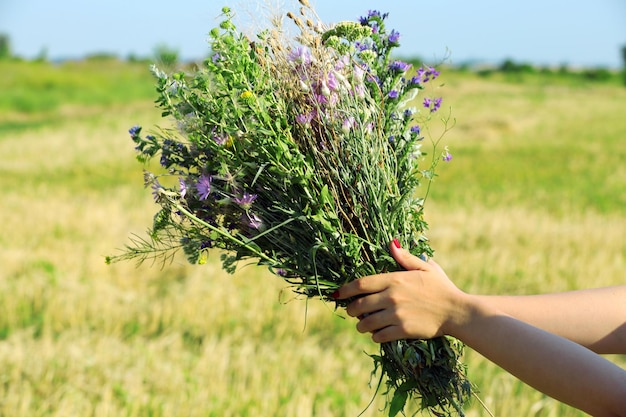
[451,297,626,416]
[475,286,626,353]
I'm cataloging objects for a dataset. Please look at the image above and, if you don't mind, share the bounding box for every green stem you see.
[162,190,278,266]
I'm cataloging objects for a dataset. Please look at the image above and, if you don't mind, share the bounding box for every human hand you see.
[334,240,469,343]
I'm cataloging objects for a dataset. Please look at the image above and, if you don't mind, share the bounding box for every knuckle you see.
[353,278,368,291]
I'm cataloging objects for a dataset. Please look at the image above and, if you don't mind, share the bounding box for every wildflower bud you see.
[320,81,331,97]
[341,116,355,134]
[353,64,365,82]
[298,0,310,7]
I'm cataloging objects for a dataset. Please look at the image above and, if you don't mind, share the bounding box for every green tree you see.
[153,44,179,69]
[622,45,626,87]
[0,33,12,59]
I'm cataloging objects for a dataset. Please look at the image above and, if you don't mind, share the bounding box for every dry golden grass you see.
[1,72,624,416]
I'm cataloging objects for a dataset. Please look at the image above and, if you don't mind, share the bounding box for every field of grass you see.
[0,59,624,416]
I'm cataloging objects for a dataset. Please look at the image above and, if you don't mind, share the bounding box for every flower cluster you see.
[110,4,468,416]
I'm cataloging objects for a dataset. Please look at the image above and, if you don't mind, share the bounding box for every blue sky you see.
[1,0,625,68]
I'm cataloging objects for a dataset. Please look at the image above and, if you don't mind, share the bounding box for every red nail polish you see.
[393,238,401,248]
[331,290,340,299]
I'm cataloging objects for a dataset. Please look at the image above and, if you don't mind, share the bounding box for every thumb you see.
[390,239,429,271]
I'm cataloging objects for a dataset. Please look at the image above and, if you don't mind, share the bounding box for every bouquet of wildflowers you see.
[109,2,471,415]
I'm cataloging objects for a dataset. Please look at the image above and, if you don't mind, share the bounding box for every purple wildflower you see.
[410,66,440,86]
[423,97,442,112]
[246,212,263,230]
[314,93,328,105]
[353,83,365,98]
[128,125,141,138]
[404,109,414,119]
[424,66,440,82]
[179,178,187,198]
[335,55,350,70]
[211,53,221,63]
[389,60,411,73]
[196,175,212,200]
[367,74,381,86]
[388,90,399,99]
[151,179,163,201]
[233,192,258,209]
[410,125,421,135]
[327,71,339,91]
[341,116,356,133]
[433,97,443,112]
[353,64,365,82]
[212,132,227,145]
[354,41,369,52]
[288,46,312,65]
[388,29,400,44]
[367,10,388,19]
[442,147,453,162]
[296,112,314,125]
[409,75,423,86]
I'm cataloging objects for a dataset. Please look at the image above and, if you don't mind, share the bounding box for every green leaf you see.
[319,184,333,206]
[388,389,408,417]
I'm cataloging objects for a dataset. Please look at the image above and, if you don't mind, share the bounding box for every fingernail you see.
[392,238,401,248]
[331,290,340,299]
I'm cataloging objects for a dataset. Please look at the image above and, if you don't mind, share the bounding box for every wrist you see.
[442,293,500,341]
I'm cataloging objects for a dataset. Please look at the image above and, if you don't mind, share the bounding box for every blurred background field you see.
[0,56,625,417]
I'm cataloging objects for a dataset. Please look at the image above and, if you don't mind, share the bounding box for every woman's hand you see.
[334,240,470,343]
[336,240,626,416]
